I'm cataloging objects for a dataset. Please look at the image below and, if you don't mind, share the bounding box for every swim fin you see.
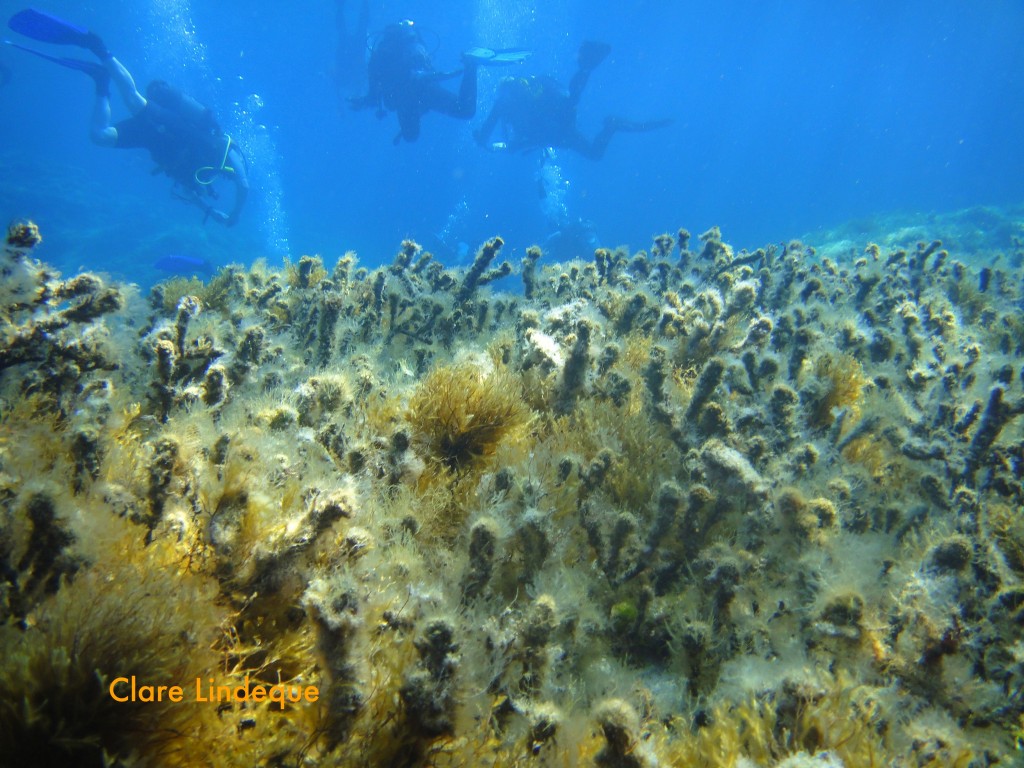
[463,47,532,66]
[490,48,532,65]
[4,40,107,80]
[8,8,89,46]
[578,40,611,72]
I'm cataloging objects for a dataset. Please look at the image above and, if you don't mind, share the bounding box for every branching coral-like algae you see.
[0,218,1021,766]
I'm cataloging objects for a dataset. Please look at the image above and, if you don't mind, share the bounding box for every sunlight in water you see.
[538,151,569,227]
[142,0,208,77]
[231,94,291,256]
[436,195,470,258]
[472,1,537,49]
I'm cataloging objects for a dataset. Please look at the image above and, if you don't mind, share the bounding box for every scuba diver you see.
[6,9,248,227]
[349,19,529,144]
[475,41,672,160]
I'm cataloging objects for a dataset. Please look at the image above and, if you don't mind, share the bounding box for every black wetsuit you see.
[475,41,669,160]
[482,75,580,152]
[114,101,231,194]
[476,72,621,160]
[353,24,477,143]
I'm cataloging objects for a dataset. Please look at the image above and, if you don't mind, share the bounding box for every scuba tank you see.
[145,79,220,136]
[143,79,236,193]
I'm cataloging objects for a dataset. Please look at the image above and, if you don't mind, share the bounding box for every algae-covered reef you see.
[1,221,1023,766]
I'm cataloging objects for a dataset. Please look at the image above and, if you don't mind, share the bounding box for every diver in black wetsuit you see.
[348,20,481,144]
[87,36,248,226]
[475,41,672,160]
[7,14,247,226]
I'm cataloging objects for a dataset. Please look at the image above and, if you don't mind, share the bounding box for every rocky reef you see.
[1,218,1022,766]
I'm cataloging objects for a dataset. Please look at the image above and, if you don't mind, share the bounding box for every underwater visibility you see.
[1,2,1023,767]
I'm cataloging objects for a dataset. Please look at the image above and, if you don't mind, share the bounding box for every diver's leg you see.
[474,102,501,146]
[455,60,478,118]
[80,31,116,147]
[397,108,421,143]
[568,41,610,105]
[103,55,146,115]
[568,70,592,106]
[78,32,144,114]
[430,60,478,120]
[89,85,117,147]
[572,123,614,160]
[424,79,475,122]
[429,61,479,120]
[574,116,673,159]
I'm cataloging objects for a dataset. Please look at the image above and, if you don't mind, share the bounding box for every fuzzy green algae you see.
[1,220,1023,767]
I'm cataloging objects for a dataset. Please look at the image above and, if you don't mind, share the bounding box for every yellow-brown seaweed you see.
[0,219,1020,767]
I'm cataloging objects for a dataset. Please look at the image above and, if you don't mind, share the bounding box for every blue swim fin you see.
[4,40,105,78]
[8,8,89,46]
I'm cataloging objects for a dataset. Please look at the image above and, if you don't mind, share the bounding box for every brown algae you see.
[0,220,1021,766]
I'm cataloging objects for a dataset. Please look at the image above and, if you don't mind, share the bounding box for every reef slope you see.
[1,222,1022,766]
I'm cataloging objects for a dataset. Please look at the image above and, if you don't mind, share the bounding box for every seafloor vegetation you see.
[0,218,1022,767]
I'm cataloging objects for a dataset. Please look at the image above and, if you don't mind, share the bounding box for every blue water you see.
[1,0,1022,285]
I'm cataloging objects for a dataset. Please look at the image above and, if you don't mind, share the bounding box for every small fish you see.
[154,254,217,277]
